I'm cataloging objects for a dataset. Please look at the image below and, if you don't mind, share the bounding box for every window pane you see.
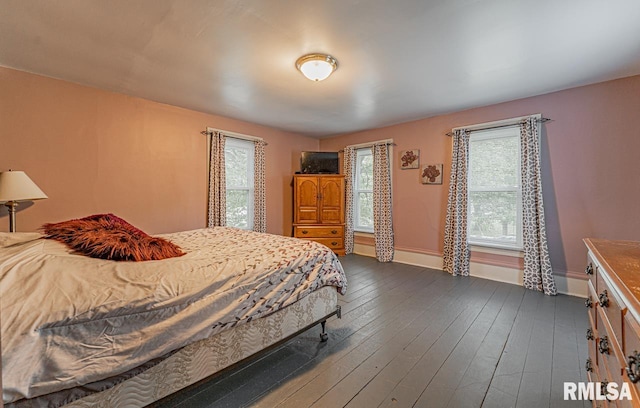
[226,190,249,229]
[469,191,517,244]
[225,147,249,187]
[357,154,373,190]
[357,192,373,229]
[469,136,519,189]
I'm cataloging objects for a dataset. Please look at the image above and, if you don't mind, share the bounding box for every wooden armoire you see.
[293,174,345,255]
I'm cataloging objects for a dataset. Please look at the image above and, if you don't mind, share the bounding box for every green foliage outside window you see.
[356,152,374,230]
[468,133,520,245]
[225,142,252,229]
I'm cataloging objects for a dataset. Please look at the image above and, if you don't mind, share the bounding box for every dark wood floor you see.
[158,254,589,408]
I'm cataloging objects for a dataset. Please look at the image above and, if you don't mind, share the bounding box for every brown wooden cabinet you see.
[584,238,640,407]
[293,175,345,255]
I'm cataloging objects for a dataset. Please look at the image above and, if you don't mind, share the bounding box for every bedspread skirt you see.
[12,286,338,408]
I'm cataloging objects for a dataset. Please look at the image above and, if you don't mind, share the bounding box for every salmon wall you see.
[320,75,640,277]
[0,67,318,235]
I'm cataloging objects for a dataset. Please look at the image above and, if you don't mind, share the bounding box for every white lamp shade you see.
[0,171,48,203]
[296,54,338,81]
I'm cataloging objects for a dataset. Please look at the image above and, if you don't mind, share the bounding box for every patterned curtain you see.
[372,144,394,262]
[207,131,226,227]
[253,140,267,233]
[343,146,356,254]
[520,118,557,295]
[443,129,470,276]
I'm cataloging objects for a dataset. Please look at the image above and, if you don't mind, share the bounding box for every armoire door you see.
[319,176,344,224]
[294,176,319,224]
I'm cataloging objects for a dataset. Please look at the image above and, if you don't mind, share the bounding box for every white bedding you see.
[0,228,346,403]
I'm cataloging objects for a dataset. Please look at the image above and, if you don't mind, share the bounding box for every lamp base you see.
[5,201,18,233]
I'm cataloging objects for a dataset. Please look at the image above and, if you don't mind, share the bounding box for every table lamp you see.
[0,170,48,232]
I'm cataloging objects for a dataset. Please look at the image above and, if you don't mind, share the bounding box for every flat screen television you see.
[300,151,340,174]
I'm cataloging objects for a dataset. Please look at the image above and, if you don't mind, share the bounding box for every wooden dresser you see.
[293,175,345,255]
[585,238,640,407]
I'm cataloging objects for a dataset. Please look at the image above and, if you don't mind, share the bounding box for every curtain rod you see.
[339,139,396,152]
[201,127,268,145]
[445,115,551,137]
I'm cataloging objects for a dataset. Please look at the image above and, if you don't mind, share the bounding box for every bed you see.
[0,226,347,407]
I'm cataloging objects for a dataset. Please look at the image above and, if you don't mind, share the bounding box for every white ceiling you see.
[1,0,640,138]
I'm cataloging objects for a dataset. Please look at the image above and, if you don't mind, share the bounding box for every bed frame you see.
[152,303,341,407]
[6,286,341,408]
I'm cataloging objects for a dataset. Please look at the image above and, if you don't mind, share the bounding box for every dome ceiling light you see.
[296,53,338,82]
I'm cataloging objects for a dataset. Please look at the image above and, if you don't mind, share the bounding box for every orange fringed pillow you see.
[42,214,185,261]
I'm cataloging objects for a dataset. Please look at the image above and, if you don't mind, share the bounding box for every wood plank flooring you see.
[157,255,589,408]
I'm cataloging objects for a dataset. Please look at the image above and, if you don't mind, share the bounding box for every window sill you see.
[354,231,374,236]
[470,243,523,258]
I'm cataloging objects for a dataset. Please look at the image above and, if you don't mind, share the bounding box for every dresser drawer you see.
[586,369,613,408]
[586,253,598,293]
[294,226,344,238]
[624,312,640,366]
[588,324,599,369]
[597,271,626,358]
[588,280,598,331]
[623,312,640,399]
[588,365,598,384]
[310,237,344,250]
[297,237,345,256]
[588,373,620,408]
[597,308,625,388]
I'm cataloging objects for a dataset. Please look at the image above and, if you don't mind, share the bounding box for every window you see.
[354,148,374,232]
[225,138,254,229]
[468,127,522,249]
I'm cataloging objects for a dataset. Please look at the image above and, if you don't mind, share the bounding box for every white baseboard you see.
[352,243,587,298]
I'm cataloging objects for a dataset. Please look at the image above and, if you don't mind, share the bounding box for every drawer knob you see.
[331,241,338,246]
[585,263,594,275]
[585,296,593,308]
[302,230,308,234]
[331,230,338,234]
[586,328,594,341]
[585,358,593,373]
[627,351,640,383]
[599,335,610,355]
[600,380,609,399]
[598,290,609,308]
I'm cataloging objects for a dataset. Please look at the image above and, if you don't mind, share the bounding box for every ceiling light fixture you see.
[296,54,338,82]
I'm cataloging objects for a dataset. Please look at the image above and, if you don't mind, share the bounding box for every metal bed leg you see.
[319,305,341,342]
[320,321,328,342]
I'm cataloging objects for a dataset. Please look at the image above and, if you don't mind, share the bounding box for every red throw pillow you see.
[42,214,185,261]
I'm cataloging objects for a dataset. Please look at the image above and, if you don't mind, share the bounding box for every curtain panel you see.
[443,129,470,276]
[372,144,394,262]
[520,118,557,295]
[343,146,356,254]
[253,140,267,233]
[207,131,226,228]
